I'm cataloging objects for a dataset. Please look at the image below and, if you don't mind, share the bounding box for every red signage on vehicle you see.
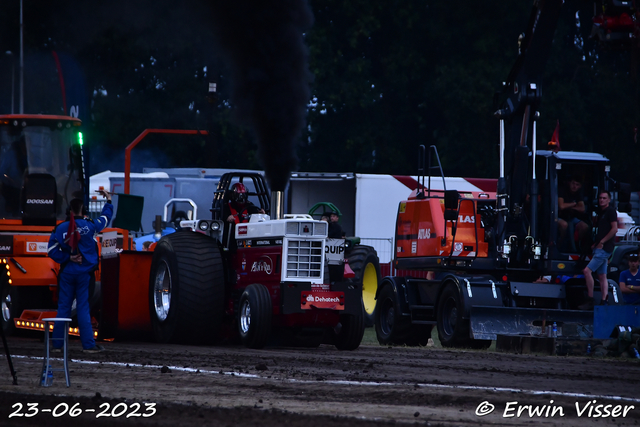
[300,291,345,310]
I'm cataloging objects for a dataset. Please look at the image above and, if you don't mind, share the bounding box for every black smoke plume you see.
[209,0,313,191]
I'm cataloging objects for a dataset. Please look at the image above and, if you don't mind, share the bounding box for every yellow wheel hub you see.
[361,263,378,315]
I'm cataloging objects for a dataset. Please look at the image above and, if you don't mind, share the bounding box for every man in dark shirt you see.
[579,191,617,309]
[557,179,588,251]
[327,210,344,239]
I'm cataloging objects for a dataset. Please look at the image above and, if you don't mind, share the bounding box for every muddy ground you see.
[0,332,639,427]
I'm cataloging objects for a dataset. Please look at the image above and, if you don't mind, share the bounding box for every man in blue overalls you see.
[47,190,113,353]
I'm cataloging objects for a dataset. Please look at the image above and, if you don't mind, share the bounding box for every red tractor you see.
[146,172,365,349]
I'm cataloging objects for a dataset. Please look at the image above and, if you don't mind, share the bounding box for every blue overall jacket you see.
[47,202,114,275]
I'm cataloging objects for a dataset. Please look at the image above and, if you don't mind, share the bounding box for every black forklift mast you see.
[493,0,564,268]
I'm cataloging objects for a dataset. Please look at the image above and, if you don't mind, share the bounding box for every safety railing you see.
[358,237,394,264]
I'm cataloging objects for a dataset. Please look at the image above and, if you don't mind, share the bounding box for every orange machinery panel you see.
[4,256,58,287]
[1,234,58,287]
[100,251,153,339]
[396,197,489,259]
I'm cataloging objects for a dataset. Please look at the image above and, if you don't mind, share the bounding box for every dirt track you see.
[0,334,639,426]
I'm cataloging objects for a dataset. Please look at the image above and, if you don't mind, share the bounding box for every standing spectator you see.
[327,210,344,239]
[579,190,617,310]
[619,253,640,305]
[47,190,113,353]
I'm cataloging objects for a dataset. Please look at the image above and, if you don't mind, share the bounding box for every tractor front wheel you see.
[238,284,272,349]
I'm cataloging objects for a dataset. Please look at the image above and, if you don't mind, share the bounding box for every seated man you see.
[619,253,640,305]
[557,179,589,251]
[224,182,264,225]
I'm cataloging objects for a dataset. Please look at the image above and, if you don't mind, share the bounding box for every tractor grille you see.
[285,239,323,279]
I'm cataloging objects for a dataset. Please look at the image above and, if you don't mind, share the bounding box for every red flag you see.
[548,120,560,152]
[66,214,80,252]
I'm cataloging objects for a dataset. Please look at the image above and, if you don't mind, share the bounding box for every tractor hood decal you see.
[251,256,274,275]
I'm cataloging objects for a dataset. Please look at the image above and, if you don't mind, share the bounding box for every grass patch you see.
[360,327,442,348]
[361,326,497,351]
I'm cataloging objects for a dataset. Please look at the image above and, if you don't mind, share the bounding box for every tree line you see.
[0,0,638,185]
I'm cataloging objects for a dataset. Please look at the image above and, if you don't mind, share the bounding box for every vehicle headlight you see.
[198,221,209,231]
[211,222,221,231]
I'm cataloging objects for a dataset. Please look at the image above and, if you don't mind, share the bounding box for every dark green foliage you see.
[0,1,638,184]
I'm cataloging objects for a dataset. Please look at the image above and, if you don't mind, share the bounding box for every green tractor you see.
[308,203,381,327]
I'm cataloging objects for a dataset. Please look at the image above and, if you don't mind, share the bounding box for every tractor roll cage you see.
[211,172,271,221]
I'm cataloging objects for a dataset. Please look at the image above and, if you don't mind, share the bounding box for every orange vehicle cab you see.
[396,189,494,263]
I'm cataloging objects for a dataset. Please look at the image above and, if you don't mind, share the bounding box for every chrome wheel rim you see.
[153,260,172,321]
[240,299,251,334]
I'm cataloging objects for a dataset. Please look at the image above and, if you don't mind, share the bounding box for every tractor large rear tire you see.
[149,231,225,344]
[347,245,381,327]
[238,284,272,349]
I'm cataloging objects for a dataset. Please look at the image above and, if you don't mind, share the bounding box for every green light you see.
[78,131,84,146]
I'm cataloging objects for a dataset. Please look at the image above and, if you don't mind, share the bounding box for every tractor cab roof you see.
[536,150,609,163]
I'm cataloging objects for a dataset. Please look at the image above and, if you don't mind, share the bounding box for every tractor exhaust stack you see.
[270,191,284,220]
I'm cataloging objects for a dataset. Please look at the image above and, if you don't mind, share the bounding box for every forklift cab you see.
[536,150,615,257]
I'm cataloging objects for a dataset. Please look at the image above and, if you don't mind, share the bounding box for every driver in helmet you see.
[226,183,264,224]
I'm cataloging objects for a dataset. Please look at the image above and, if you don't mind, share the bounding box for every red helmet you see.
[230,183,248,204]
